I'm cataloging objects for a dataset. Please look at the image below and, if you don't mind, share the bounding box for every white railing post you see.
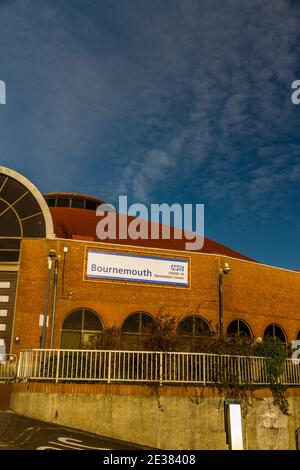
[56,350,60,384]
[16,351,23,379]
[238,357,241,385]
[159,352,163,386]
[108,351,112,384]
[23,351,28,379]
[29,350,34,380]
[203,354,206,385]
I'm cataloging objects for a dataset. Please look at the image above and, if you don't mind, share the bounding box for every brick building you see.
[0,166,299,355]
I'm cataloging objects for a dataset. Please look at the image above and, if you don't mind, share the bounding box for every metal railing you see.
[16,349,300,386]
[0,354,18,381]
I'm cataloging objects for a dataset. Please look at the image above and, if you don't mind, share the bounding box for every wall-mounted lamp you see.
[14,336,20,344]
[221,262,231,275]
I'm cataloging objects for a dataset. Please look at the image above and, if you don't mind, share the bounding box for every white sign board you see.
[86,249,189,287]
[226,403,244,450]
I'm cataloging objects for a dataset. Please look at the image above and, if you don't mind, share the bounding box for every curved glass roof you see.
[0,173,47,262]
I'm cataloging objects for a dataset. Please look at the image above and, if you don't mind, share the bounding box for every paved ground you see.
[0,411,154,450]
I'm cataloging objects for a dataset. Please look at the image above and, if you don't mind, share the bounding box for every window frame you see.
[226,319,253,339]
[60,308,103,349]
[263,323,287,345]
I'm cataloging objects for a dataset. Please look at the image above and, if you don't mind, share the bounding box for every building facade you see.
[0,166,300,355]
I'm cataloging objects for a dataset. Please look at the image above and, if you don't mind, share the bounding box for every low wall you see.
[10,383,300,450]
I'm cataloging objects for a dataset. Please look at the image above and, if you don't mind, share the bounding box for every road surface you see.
[0,411,154,450]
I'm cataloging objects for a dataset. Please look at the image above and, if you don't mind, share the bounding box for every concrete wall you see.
[10,383,300,450]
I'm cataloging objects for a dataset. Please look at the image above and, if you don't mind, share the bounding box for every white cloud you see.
[0,0,299,218]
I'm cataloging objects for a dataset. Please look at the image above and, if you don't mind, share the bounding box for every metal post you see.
[40,256,53,349]
[50,257,59,349]
[218,263,231,337]
[218,271,223,336]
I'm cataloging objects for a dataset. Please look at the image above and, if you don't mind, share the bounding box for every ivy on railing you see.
[255,338,289,415]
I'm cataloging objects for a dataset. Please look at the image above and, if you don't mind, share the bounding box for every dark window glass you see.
[122,312,155,334]
[297,331,300,341]
[0,209,21,237]
[177,316,211,337]
[84,310,103,330]
[57,198,70,207]
[61,331,81,349]
[194,317,211,336]
[122,313,141,333]
[0,239,21,250]
[0,251,20,262]
[0,177,27,204]
[71,199,85,209]
[263,323,286,344]
[85,200,97,211]
[121,312,156,350]
[141,313,156,332]
[177,317,193,336]
[227,320,252,338]
[0,200,8,213]
[14,193,42,219]
[177,315,211,352]
[22,215,45,237]
[62,310,82,330]
[45,198,56,207]
[273,325,286,343]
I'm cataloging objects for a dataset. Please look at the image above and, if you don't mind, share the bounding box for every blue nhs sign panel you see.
[86,249,189,287]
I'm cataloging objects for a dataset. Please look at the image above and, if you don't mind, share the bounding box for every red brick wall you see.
[11,238,300,353]
[13,382,300,398]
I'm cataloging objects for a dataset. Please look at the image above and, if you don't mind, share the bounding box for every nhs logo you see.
[0,81,6,104]
[171,264,184,272]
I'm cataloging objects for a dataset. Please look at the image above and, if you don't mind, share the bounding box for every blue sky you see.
[0,0,300,270]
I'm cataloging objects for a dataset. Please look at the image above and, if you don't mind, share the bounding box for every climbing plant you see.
[255,337,289,415]
[145,307,177,351]
[82,309,290,416]
[87,325,122,350]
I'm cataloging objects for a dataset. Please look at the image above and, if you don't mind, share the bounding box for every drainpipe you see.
[50,256,59,349]
[218,260,231,337]
[40,250,57,349]
[218,268,224,337]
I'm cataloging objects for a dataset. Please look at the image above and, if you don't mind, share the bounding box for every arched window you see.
[60,309,103,349]
[0,167,54,356]
[121,311,156,349]
[0,169,54,262]
[226,319,252,339]
[177,315,211,351]
[263,323,287,344]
